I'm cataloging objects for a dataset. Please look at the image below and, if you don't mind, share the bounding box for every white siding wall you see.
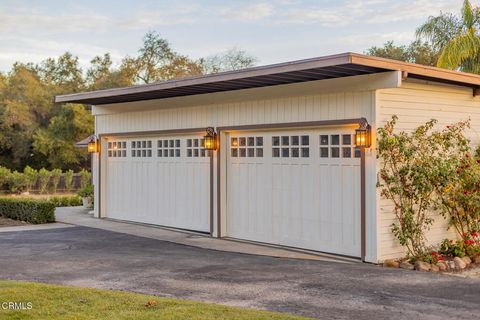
[376,79,480,261]
[93,73,402,262]
[96,91,374,134]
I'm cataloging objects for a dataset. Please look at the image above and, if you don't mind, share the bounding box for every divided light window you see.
[157,139,180,157]
[131,140,152,158]
[187,138,207,157]
[272,135,309,158]
[231,136,263,158]
[320,134,360,158]
[107,141,127,158]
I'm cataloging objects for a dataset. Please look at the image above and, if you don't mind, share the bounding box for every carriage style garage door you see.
[226,127,361,257]
[105,133,210,233]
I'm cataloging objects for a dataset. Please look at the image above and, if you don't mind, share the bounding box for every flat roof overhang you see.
[55,52,480,105]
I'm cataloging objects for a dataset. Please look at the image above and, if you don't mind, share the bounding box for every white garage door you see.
[105,134,210,233]
[226,127,361,257]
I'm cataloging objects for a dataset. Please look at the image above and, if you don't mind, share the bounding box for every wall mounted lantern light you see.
[204,127,217,150]
[355,123,372,148]
[87,135,100,153]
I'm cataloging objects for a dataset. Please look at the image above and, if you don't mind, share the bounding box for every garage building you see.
[56,53,480,263]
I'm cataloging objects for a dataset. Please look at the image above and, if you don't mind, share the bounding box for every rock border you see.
[383,256,480,273]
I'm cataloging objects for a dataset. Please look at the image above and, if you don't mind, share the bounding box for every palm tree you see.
[416,0,480,73]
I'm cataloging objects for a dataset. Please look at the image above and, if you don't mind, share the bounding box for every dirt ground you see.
[0,216,29,227]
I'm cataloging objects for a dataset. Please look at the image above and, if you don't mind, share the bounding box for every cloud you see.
[216,3,275,22]
[339,31,414,46]
[0,10,111,35]
[0,0,471,73]
[357,0,463,24]
[282,8,350,25]
[0,36,124,72]
[115,3,202,29]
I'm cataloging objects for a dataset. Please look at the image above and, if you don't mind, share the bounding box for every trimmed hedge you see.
[49,195,82,207]
[0,198,55,224]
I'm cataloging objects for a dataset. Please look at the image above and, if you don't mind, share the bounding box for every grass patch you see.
[0,281,308,320]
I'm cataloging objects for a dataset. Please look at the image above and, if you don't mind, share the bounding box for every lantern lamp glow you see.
[355,124,371,148]
[204,127,217,150]
[87,136,99,153]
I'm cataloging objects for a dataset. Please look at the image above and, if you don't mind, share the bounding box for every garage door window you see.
[187,139,207,157]
[158,139,180,157]
[131,140,152,157]
[272,135,309,158]
[320,134,360,158]
[231,136,263,158]
[108,141,127,158]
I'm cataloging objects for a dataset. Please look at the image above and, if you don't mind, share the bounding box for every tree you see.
[0,31,256,172]
[200,48,258,74]
[33,104,93,170]
[38,52,85,94]
[86,53,136,90]
[365,40,439,66]
[416,0,480,73]
[130,31,203,84]
[0,64,51,169]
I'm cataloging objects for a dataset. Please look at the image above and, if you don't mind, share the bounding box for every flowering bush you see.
[417,250,444,264]
[377,116,470,257]
[439,230,480,259]
[435,151,480,238]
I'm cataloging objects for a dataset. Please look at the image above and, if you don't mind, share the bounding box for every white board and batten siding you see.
[376,79,480,261]
[94,75,382,261]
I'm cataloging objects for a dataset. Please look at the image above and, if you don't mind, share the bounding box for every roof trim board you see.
[55,52,480,105]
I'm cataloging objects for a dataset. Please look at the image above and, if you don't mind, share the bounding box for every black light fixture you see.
[87,135,99,153]
[204,127,217,150]
[355,123,371,148]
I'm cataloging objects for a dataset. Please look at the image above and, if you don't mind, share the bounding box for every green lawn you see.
[0,281,308,320]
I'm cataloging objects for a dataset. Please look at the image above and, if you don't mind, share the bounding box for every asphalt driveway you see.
[0,226,478,319]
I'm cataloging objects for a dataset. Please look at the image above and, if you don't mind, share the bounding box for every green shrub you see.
[23,166,37,191]
[7,171,29,194]
[79,169,91,188]
[49,195,82,207]
[0,166,11,190]
[0,198,55,224]
[51,169,62,193]
[37,168,52,194]
[78,184,93,198]
[64,169,74,191]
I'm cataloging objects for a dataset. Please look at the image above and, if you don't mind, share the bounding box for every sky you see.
[0,0,468,72]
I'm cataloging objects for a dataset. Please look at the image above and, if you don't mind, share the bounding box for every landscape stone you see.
[414,261,431,272]
[436,262,447,271]
[453,257,467,270]
[400,261,414,270]
[383,259,400,268]
[447,261,456,270]
[462,256,472,266]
